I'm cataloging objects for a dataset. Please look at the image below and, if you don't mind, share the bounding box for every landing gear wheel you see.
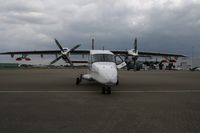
[116,80,119,86]
[79,74,83,83]
[102,87,106,94]
[76,74,83,85]
[76,78,80,85]
[107,87,111,94]
[102,87,112,94]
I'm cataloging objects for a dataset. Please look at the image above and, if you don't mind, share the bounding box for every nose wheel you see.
[102,86,112,94]
[76,74,83,85]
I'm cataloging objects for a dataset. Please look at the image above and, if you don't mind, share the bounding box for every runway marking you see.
[0,90,200,93]
[116,90,200,93]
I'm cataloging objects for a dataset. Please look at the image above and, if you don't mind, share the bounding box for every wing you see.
[111,50,186,57]
[138,51,186,57]
[71,60,88,63]
[111,38,185,58]
[0,50,60,55]
[0,49,90,56]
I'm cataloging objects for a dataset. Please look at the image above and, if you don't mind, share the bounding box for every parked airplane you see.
[190,67,200,71]
[0,38,185,94]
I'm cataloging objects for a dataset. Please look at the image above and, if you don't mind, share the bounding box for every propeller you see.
[50,39,81,66]
[133,38,138,71]
[127,37,139,71]
[132,57,137,71]
[134,38,137,53]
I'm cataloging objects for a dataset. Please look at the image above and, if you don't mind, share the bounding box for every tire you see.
[102,87,106,94]
[79,74,83,83]
[76,78,80,85]
[107,87,111,94]
[116,80,119,86]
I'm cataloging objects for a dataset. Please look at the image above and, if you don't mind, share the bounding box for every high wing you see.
[0,49,90,55]
[0,49,90,66]
[0,38,91,66]
[71,60,88,63]
[138,51,186,57]
[111,49,185,70]
[111,50,186,57]
[0,49,185,57]
[111,38,185,58]
[0,38,186,67]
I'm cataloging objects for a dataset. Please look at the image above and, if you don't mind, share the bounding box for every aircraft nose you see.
[99,67,117,84]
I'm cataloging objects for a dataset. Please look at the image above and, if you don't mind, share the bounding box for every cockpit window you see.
[92,54,114,63]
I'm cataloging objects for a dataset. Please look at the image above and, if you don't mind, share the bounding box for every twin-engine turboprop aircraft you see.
[0,38,185,94]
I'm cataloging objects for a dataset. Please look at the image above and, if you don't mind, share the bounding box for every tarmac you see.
[0,69,200,133]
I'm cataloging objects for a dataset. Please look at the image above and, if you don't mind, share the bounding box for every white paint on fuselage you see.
[82,50,118,86]
[91,62,118,86]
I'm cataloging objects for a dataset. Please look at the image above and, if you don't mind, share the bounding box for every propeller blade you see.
[62,56,74,67]
[133,58,137,71]
[69,44,81,52]
[134,38,137,52]
[55,39,64,52]
[92,38,94,50]
[50,56,62,64]
[66,58,74,67]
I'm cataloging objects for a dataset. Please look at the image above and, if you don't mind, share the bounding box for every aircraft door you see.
[115,55,127,69]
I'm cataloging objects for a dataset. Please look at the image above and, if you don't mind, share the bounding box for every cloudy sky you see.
[0,0,200,63]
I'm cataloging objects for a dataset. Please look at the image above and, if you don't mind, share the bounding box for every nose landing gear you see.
[102,86,112,94]
[76,74,83,85]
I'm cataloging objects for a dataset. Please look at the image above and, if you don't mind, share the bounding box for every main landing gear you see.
[102,86,112,94]
[76,74,82,85]
[76,74,113,95]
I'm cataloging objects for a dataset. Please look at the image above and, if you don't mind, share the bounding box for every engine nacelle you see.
[128,49,138,57]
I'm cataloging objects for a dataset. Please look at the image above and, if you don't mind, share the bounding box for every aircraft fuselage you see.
[81,50,118,87]
[91,62,118,86]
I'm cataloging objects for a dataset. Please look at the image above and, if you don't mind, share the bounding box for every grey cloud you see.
[0,0,200,64]
[1,12,57,25]
[0,0,44,13]
[138,1,200,56]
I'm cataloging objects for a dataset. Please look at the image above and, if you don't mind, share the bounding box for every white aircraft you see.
[76,50,119,94]
[0,38,185,94]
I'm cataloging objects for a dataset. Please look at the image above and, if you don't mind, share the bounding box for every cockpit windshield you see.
[92,54,115,63]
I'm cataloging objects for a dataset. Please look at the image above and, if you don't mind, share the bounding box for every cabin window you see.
[92,54,114,63]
